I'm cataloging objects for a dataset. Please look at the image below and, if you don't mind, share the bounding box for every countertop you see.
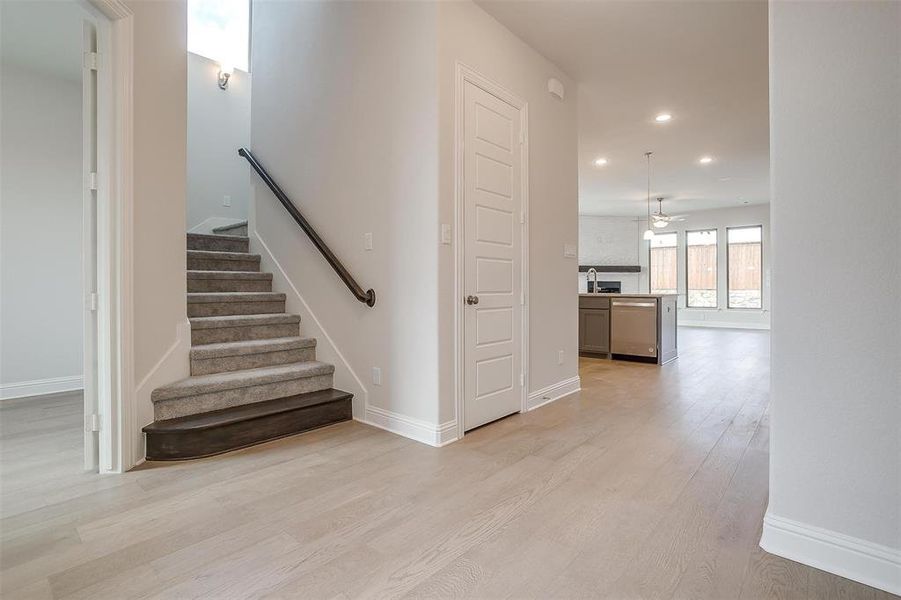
[579,293,679,298]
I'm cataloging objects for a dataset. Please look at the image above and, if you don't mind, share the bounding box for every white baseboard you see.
[680,320,770,330]
[761,512,901,595]
[526,376,581,411]
[361,406,458,447]
[0,375,84,400]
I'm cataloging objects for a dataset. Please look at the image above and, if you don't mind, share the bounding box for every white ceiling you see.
[1,0,87,84]
[476,0,770,217]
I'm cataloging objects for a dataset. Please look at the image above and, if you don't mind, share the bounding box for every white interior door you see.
[82,17,99,471]
[463,80,523,431]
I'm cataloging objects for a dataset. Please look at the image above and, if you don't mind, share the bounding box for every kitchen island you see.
[578,293,678,364]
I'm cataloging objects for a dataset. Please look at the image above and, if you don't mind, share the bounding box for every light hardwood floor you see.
[1,328,895,599]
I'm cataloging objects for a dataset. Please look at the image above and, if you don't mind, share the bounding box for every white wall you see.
[250,0,441,426]
[578,205,771,329]
[764,1,900,593]
[578,216,643,293]
[128,0,190,463]
[250,0,579,438]
[0,65,84,397]
[438,1,580,420]
[0,1,85,398]
[187,52,251,233]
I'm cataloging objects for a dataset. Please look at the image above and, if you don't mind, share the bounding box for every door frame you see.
[453,62,529,441]
[82,0,135,473]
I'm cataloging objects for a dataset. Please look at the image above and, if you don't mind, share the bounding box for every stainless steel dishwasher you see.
[610,298,658,358]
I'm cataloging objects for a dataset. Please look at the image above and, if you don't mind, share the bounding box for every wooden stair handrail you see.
[238,147,376,307]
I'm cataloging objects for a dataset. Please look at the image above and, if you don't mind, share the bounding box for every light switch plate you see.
[441,224,452,245]
[364,232,373,251]
[371,367,382,386]
[223,195,231,207]
[564,244,577,258]
[558,350,565,365]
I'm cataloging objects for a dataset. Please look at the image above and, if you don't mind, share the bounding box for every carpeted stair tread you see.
[187,270,272,281]
[151,361,334,402]
[186,292,286,303]
[190,336,316,360]
[187,233,249,252]
[186,249,261,261]
[189,313,300,328]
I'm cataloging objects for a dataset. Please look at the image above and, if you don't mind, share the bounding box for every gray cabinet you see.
[579,308,610,353]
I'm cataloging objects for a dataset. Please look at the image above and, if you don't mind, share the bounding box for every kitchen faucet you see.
[587,268,599,294]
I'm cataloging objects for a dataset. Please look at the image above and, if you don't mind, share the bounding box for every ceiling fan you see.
[650,197,686,228]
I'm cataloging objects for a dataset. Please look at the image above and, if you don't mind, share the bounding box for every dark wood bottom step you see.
[143,388,352,461]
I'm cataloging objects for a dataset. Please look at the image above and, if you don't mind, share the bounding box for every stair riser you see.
[187,278,272,293]
[191,323,300,345]
[191,346,316,376]
[187,257,261,272]
[187,237,249,253]
[153,374,333,420]
[145,397,352,461]
[187,300,285,318]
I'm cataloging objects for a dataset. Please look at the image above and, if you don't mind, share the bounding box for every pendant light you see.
[643,151,655,240]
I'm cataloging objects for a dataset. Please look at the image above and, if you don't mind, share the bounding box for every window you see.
[727,226,763,309]
[686,229,717,308]
[188,0,250,71]
[649,232,678,294]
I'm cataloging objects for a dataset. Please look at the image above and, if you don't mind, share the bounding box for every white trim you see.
[362,406,458,447]
[526,376,581,411]
[252,231,369,418]
[75,0,134,473]
[761,512,901,595]
[0,376,85,401]
[454,62,529,440]
[679,321,770,330]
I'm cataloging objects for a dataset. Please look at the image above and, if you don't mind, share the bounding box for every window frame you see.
[648,231,678,295]
[187,0,252,73]
[685,228,718,309]
[726,225,764,310]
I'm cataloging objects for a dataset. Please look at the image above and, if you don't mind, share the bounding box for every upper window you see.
[686,229,717,308]
[727,226,763,309]
[188,0,250,71]
[649,232,677,295]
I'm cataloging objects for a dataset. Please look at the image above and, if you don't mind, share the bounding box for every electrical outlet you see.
[364,232,373,251]
[223,195,231,207]
[558,350,565,365]
[441,224,452,245]
[371,367,382,386]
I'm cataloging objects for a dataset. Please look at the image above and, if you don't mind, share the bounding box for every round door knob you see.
[466,295,480,305]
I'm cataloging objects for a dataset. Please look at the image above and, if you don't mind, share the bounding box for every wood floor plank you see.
[1,328,894,600]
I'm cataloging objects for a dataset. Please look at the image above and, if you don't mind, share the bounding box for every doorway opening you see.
[0,0,127,481]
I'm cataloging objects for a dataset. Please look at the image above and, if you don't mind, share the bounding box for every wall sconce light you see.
[217,63,233,90]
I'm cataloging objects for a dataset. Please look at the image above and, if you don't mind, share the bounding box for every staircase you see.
[142,232,352,461]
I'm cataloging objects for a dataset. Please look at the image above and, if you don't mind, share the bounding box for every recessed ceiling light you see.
[699,156,714,164]
[594,158,608,166]
[655,113,672,123]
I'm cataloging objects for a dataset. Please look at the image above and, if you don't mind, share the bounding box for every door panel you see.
[463,81,523,431]
[579,309,609,353]
[82,18,99,471]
